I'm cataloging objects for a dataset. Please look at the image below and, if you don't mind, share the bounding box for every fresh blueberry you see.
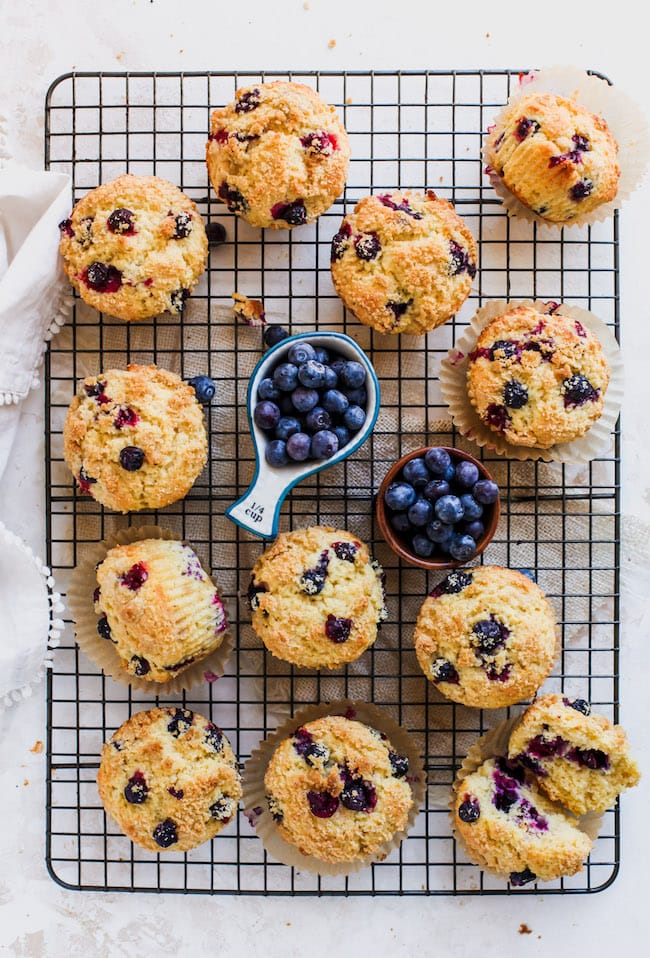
[206,222,227,245]
[455,460,480,488]
[425,519,454,544]
[343,405,366,432]
[253,400,281,431]
[287,342,316,366]
[298,360,327,388]
[173,211,193,239]
[462,520,485,541]
[330,357,347,376]
[187,375,216,404]
[291,386,319,413]
[343,386,367,407]
[153,819,178,848]
[305,406,331,432]
[390,512,412,534]
[339,361,366,389]
[459,494,483,519]
[286,432,311,461]
[124,772,148,804]
[402,458,430,489]
[435,495,464,523]
[504,380,529,409]
[449,533,477,561]
[443,463,456,483]
[272,362,299,392]
[130,655,150,676]
[325,614,352,642]
[97,616,112,641]
[322,389,349,416]
[384,482,417,511]
[271,200,307,226]
[340,777,377,813]
[314,347,330,365]
[263,325,289,347]
[275,416,301,441]
[424,447,451,475]
[562,374,598,407]
[258,377,280,401]
[278,395,295,415]
[458,797,480,823]
[307,790,339,818]
[430,658,459,684]
[332,425,350,448]
[473,480,499,505]
[407,497,434,527]
[310,430,339,459]
[323,365,339,389]
[423,479,450,502]
[119,446,145,471]
[265,439,289,467]
[412,534,435,558]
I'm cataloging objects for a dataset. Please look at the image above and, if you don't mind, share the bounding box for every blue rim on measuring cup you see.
[225,330,381,540]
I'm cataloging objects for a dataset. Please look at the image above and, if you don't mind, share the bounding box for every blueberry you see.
[443,464,456,482]
[278,395,295,415]
[258,377,280,401]
[173,211,193,238]
[153,819,178,848]
[130,655,150,676]
[300,551,330,594]
[205,723,224,752]
[265,439,289,467]
[569,179,593,201]
[485,403,511,432]
[291,386,319,413]
[235,88,261,113]
[332,425,350,448]
[323,365,339,389]
[462,520,485,541]
[305,406,331,432]
[435,495,464,523]
[209,797,234,821]
[449,240,476,278]
[473,479,499,505]
[167,708,194,737]
[107,208,135,234]
[271,200,307,225]
[504,380,529,409]
[85,261,122,292]
[354,232,381,260]
[332,541,358,562]
[515,117,540,140]
[314,347,330,365]
[389,751,409,778]
[286,432,311,461]
[430,658,459,684]
[120,562,148,590]
[564,697,591,716]
[390,512,412,534]
[402,458,430,489]
[307,790,339,818]
[272,362,299,392]
[343,405,366,432]
[206,222,227,246]
[325,614,352,642]
[340,777,376,812]
[408,497,434,527]
[343,386,367,407]
[97,616,112,641]
[303,742,330,767]
[425,519,453,544]
[455,460,480,488]
[339,361,366,389]
[298,360,327,388]
[187,375,215,404]
[518,568,536,582]
[322,389,349,416]
[412,534,435,558]
[263,325,289,347]
[509,868,536,887]
[310,430,339,459]
[287,343,316,366]
[124,772,148,804]
[472,617,508,654]
[562,374,599,408]
[254,400,281,431]
[423,479,450,502]
[275,416,301,441]
[448,533,477,561]
[384,482,417,511]
[331,228,351,262]
[119,446,145,471]
[424,447,451,475]
[491,339,518,359]
[458,798,480,823]
[459,494,483,519]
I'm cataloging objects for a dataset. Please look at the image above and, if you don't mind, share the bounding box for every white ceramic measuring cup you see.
[225,331,380,539]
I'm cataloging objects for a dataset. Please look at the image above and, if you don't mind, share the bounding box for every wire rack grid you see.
[44,69,620,896]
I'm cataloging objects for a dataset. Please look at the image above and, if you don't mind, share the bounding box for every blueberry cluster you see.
[383,447,499,561]
[254,338,368,467]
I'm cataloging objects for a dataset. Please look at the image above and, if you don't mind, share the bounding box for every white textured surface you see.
[0,1,649,954]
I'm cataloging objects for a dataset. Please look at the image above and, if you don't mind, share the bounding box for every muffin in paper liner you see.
[439,299,623,463]
[242,700,426,876]
[67,525,233,695]
[482,65,650,229]
[449,714,604,886]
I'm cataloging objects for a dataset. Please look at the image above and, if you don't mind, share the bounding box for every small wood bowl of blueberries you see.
[376,446,500,570]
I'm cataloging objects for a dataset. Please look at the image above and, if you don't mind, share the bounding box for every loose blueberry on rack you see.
[188,375,216,404]
[263,325,289,347]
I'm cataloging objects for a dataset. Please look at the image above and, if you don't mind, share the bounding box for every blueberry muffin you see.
[453,755,593,885]
[97,707,241,852]
[63,364,208,512]
[484,92,620,225]
[466,303,610,449]
[508,694,640,816]
[58,173,208,321]
[263,715,413,864]
[413,567,559,709]
[206,81,350,229]
[248,526,387,669]
[330,190,477,335]
[94,538,228,683]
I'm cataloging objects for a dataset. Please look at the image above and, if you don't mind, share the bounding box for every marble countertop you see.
[1,1,649,955]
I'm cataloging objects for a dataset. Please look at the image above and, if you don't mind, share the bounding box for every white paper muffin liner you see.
[242,699,427,876]
[448,714,604,883]
[67,525,234,695]
[439,299,624,463]
[482,65,650,229]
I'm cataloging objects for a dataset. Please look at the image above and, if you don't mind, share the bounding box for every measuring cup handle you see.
[225,472,285,539]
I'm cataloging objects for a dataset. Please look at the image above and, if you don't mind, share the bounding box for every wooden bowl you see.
[376,446,500,571]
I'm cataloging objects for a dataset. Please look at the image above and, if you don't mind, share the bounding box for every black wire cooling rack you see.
[44,70,620,895]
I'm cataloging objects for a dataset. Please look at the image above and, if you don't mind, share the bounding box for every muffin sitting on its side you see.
[330,190,477,335]
[63,364,208,512]
[58,173,208,321]
[98,707,241,852]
